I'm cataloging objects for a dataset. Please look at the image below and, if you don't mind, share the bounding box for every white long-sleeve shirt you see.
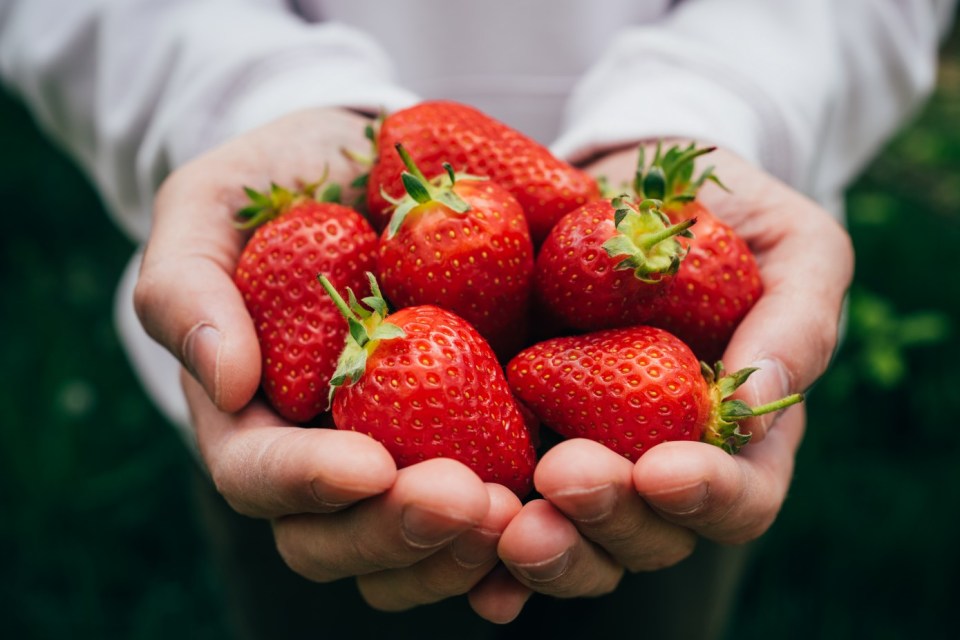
[1,0,955,432]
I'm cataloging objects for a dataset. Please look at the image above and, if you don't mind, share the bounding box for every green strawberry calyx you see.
[317,272,406,406]
[340,116,383,206]
[235,169,342,230]
[602,196,696,283]
[341,118,381,171]
[381,143,485,239]
[700,362,804,454]
[632,141,728,210]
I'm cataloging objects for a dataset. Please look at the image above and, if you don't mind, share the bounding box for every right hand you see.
[134,108,530,623]
[497,143,851,600]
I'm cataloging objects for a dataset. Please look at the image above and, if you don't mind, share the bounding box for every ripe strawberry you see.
[234,182,378,423]
[365,100,600,245]
[655,206,762,362]
[377,145,534,359]
[534,196,694,331]
[507,325,802,460]
[631,143,763,361]
[319,274,537,497]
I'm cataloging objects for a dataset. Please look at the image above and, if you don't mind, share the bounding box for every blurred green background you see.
[2,24,959,640]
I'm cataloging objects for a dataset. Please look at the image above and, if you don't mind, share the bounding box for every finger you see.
[135,108,373,412]
[702,169,853,441]
[134,218,261,411]
[725,208,850,438]
[534,439,697,572]
[356,483,522,612]
[272,458,490,583]
[467,564,533,625]
[184,372,396,518]
[499,499,624,598]
[633,405,804,545]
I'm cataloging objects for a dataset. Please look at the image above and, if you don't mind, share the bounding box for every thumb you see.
[134,167,261,413]
[721,199,853,442]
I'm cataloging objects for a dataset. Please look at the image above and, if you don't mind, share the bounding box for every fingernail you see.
[648,481,709,516]
[744,358,791,436]
[309,479,354,512]
[183,324,221,405]
[401,506,472,549]
[513,549,571,583]
[549,484,618,523]
[451,528,500,569]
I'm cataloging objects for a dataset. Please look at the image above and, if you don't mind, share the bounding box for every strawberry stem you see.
[317,274,369,347]
[396,143,431,185]
[317,274,356,321]
[385,144,473,238]
[341,121,380,168]
[602,197,694,282]
[318,272,405,405]
[638,217,697,251]
[742,394,805,417]
[701,362,805,454]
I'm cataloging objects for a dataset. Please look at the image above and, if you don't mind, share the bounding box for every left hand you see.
[496,143,853,597]
[134,107,534,623]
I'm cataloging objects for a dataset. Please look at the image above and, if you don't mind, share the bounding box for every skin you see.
[134,110,853,622]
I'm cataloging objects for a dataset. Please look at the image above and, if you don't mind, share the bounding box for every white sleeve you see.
[0,0,418,242]
[552,0,956,205]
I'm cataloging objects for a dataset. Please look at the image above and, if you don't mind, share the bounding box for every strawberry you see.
[656,205,762,362]
[377,145,534,359]
[507,325,802,460]
[364,100,600,245]
[234,182,378,423]
[534,196,694,332]
[318,273,537,497]
[631,143,763,361]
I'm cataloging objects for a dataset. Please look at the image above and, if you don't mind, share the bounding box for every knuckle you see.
[530,556,624,599]
[722,511,778,546]
[347,527,402,571]
[410,564,467,602]
[272,525,311,579]
[554,563,623,598]
[207,463,254,518]
[356,578,415,612]
[625,535,697,573]
[272,521,336,583]
[131,271,161,330]
[590,571,624,597]
[132,261,185,353]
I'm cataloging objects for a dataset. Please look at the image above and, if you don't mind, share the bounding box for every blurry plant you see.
[824,287,952,398]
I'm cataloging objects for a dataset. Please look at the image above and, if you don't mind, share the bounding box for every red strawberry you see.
[234,183,378,423]
[631,143,763,361]
[377,145,534,359]
[534,196,694,331]
[365,100,600,245]
[318,274,537,497]
[656,204,762,362]
[507,325,802,460]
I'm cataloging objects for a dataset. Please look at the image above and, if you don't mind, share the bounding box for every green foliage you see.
[828,287,951,393]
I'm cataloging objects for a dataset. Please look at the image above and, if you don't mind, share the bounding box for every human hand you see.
[182,372,527,620]
[497,144,853,597]
[134,108,528,622]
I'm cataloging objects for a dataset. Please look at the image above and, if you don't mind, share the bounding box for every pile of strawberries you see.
[233,100,801,497]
